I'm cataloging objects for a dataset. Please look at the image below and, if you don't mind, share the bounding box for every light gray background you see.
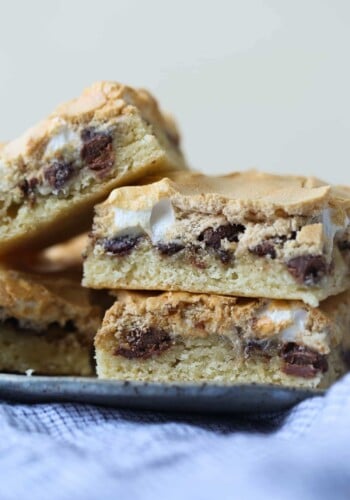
[0,0,349,183]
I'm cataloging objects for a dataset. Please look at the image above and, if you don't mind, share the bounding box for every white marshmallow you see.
[150,199,176,243]
[45,125,81,155]
[280,309,308,342]
[321,208,348,252]
[259,307,307,342]
[113,198,176,243]
[113,207,151,236]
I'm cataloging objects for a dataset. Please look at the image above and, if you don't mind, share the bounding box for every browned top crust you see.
[27,234,88,273]
[0,265,102,336]
[1,81,180,162]
[103,171,350,218]
[109,289,347,326]
[3,234,88,277]
[97,290,350,354]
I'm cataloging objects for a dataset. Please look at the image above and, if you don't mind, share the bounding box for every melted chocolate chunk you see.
[197,224,244,263]
[102,235,140,256]
[3,317,20,329]
[18,178,39,199]
[287,255,327,285]
[198,224,245,249]
[281,342,328,378]
[338,240,350,251]
[44,161,75,191]
[187,245,207,269]
[115,327,172,359]
[216,249,233,264]
[249,241,276,259]
[63,320,78,332]
[18,178,39,206]
[157,242,185,256]
[81,128,114,174]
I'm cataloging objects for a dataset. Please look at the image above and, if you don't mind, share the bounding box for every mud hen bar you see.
[0,81,187,256]
[95,291,350,389]
[83,171,350,306]
[0,264,104,376]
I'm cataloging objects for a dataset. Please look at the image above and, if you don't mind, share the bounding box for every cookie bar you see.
[15,234,88,274]
[0,81,188,255]
[0,265,103,376]
[83,171,350,306]
[95,291,350,389]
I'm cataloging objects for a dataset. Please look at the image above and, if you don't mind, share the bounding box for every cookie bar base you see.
[83,245,349,307]
[0,324,93,376]
[96,340,345,389]
[95,291,350,389]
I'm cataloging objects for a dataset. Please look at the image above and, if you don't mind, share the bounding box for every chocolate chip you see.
[44,161,75,191]
[102,235,140,256]
[281,342,328,378]
[115,327,172,359]
[198,227,220,248]
[157,242,185,256]
[63,320,78,333]
[197,224,244,264]
[4,317,20,329]
[338,240,350,251]
[198,224,245,249]
[187,246,207,269]
[18,178,39,204]
[18,178,38,197]
[287,255,327,285]
[249,241,276,259]
[81,128,114,174]
[216,249,233,264]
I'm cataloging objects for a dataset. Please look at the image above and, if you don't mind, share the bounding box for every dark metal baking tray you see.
[0,374,322,414]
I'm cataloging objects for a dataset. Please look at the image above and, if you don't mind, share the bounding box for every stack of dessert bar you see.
[0,81,187,375]
[85,172,350,389]
[0,80,349,390]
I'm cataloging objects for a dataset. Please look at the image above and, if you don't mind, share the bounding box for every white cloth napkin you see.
[0,373,349,500]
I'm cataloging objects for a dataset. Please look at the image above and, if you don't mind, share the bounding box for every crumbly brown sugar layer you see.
[84,172,350,306]
[95,291,350,388]
[0,81,188,255]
